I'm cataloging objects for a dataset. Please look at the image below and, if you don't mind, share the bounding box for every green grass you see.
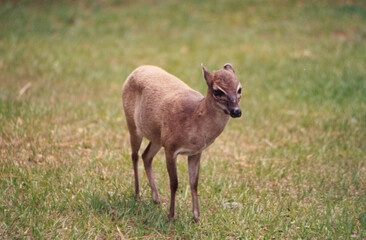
[1,0,366,238]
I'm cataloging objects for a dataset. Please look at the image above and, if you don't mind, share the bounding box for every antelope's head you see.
[202,63,242,118]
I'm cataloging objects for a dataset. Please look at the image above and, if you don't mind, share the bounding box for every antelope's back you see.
[122,65,201,142]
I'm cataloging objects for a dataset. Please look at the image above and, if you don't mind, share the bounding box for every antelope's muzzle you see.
[230,107,242,118]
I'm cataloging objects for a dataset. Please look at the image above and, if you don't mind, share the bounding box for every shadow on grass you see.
[87,190,180,234]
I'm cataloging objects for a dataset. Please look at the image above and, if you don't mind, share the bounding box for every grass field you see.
[1,0,366,238]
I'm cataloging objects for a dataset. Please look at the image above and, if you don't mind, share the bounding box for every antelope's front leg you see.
[188,153,201,222]
[165,150,178,221]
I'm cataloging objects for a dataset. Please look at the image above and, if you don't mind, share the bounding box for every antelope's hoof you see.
[168,214,175,222]
[193,216,200,223]
[134,194,140,201]
[152,194,160,204]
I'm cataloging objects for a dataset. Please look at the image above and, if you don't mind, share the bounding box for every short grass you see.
[1,0,366,238]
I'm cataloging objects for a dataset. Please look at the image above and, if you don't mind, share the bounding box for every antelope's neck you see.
[194,96,230,142]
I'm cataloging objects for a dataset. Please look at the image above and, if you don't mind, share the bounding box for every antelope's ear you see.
[224,63,235,73]
[201,63,213,86]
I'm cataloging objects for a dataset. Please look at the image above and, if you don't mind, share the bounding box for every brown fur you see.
[122,64,242,222]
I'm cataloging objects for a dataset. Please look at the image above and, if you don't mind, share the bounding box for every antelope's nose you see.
[230,108,242,118]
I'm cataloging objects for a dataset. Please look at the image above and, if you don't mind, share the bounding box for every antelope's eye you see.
[213,89,225,97]
[237,88,242,94]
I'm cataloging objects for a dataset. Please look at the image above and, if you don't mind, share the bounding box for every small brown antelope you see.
[122,63,242,222]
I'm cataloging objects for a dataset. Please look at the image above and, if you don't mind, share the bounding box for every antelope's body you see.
[122,64,242,222]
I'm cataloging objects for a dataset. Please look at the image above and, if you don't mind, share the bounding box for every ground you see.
[0,0,366,238]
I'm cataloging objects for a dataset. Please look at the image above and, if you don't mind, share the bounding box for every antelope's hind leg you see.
[142,141,162,204]
[129,133,142,199]
[165,150,178,221]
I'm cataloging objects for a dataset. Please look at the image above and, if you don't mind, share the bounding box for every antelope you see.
[122,63,242,222]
